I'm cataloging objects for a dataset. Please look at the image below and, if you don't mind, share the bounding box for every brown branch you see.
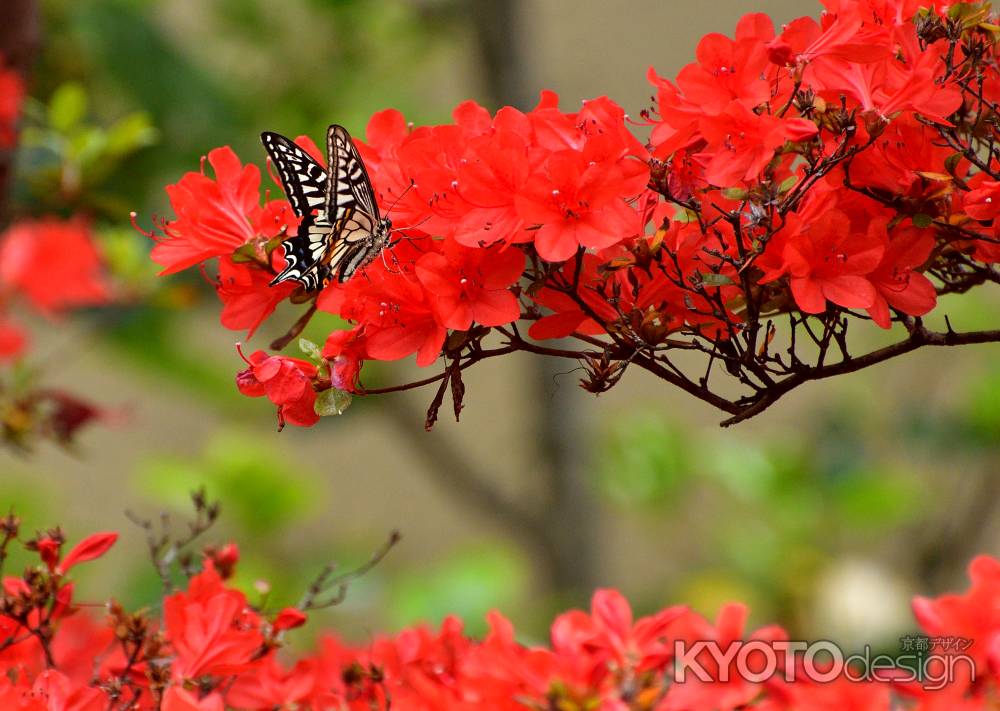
[719,326,1000,426]
[298,530,401,611]
[270,303,317,351]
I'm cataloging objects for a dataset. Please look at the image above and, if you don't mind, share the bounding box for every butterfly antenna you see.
[382,179,415,220]
[389,214,432,247]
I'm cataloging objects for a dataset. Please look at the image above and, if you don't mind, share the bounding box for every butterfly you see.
[260,125,392,291]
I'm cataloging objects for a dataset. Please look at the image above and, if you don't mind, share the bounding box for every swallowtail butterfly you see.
[261,125,392,291]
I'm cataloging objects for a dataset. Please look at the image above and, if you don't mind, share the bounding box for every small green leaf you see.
[912,213,934,228]
[48,83,88,132]
[721,187,749,201]
[944,152,963,176]
[700,272,734,287]
[105,112,158,156]
[778,176,798,194]
[314,388,352,416]
[673,209,697,224]
[298,338,322,361]
[231,241,260,264]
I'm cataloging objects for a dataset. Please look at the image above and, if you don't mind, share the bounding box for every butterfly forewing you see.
[327,125,380,221]
[261,132,327,216]
[260,132,331,287]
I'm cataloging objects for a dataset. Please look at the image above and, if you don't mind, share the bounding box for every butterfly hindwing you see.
[328,207,380,282]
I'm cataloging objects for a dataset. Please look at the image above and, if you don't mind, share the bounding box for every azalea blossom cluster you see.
[148,0,1000,428]
[0,59,113,447]
[3,513,1000,710]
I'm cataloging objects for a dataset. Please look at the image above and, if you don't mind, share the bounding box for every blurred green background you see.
[2,0,999,652]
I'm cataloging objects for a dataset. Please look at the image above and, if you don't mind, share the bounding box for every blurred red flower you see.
[0,219,110,317]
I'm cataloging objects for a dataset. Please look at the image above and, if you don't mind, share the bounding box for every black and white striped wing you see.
[261,131,327,219]
[260,131,330,287]
[326,124,380,222]
[324,125,386,282]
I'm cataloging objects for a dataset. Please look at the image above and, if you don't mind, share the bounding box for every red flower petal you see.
[59,532,118,574]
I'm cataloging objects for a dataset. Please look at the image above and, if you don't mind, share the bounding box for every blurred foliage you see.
[387,544,530,637]
[595,398,977,634]
[15,80,156,219]
[138,430,324,535]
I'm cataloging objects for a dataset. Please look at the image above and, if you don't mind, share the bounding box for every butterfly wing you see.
[324,125,389,283]
[326,124,380,222]
[260,132,331,288]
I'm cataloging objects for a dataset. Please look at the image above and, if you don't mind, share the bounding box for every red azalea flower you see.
[163,563,263,680]
[575,95,650,160]
[675,14,775,115]
[806,28,961,123]
[581,588,687,676]
[415,242,524,330]
[321,326,367,392]
[646,68,707,158]
[778,7,891,66]
[26,670,108,711]
[337,247,447,368]
[660,603,787,711]
[0,219,110,317]
[697,102,817,186]
[515,141,647,261]
[764,209,885,313]
[236,347,319,428]
[452,125,538,249]
[527,254,618,340]
[162,687,224,711]
[849,115,965,199]
[912,555,1000,687]
[151,147,270,274]
[866,223,936,328]
[963,180,1000,222]
[227,657,316,710]
[216,256,296,338]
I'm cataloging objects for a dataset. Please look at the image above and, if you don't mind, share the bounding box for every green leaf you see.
[700,272,734,287]
[105,112,159,156]
[912,213,934,228]
[230,242,258,264]
[314,388,352,416]
[721,187,749,201]
[298,338,322,362]
[672,209,697,224]
[944,152,963,176]
[778,176,798,194]
[48,83,88,132]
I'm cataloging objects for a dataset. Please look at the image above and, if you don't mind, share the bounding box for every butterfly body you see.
[261,125,390,291]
